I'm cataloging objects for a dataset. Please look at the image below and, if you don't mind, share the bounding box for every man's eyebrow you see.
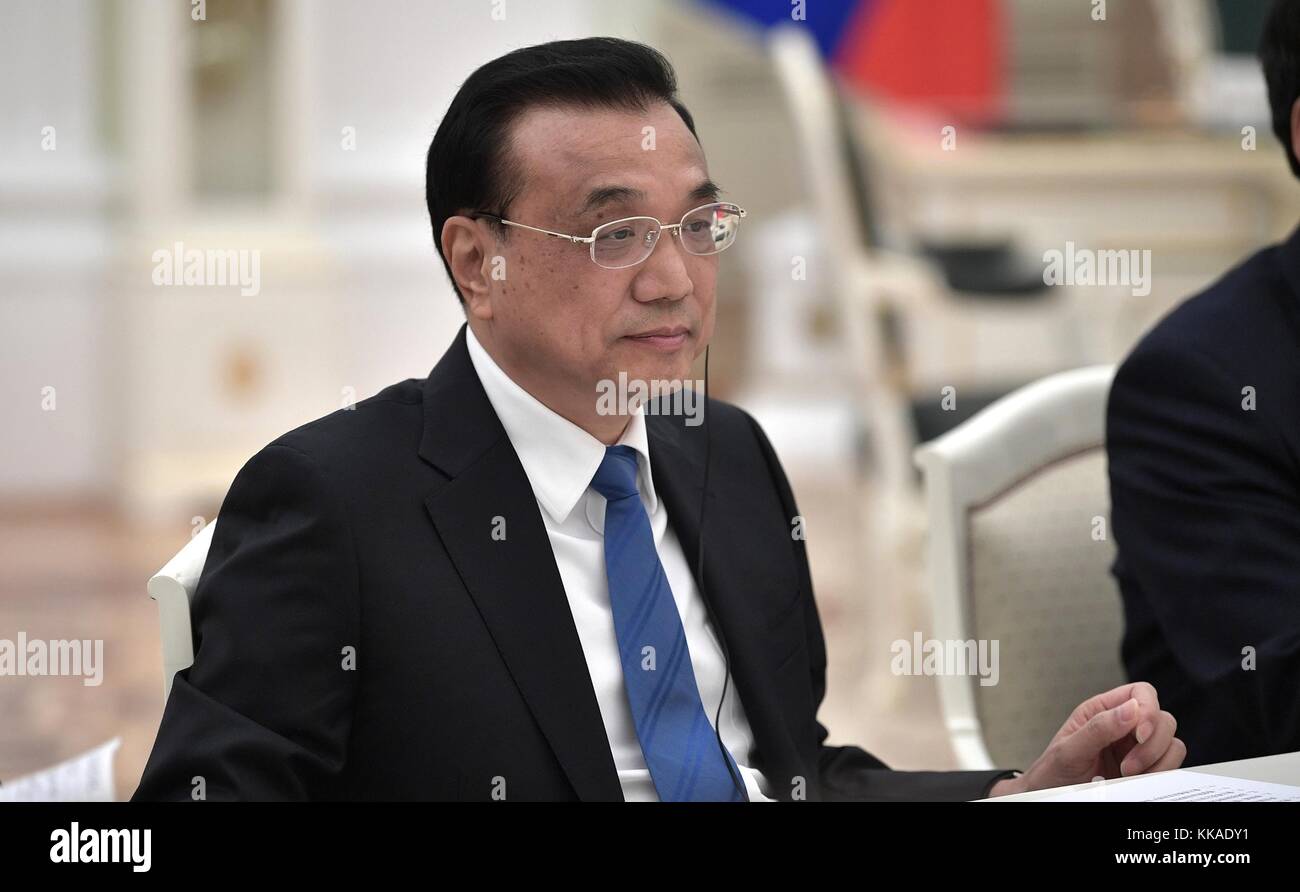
[576,185,647,217]
[574,179,724,217]
[688,179,722,204]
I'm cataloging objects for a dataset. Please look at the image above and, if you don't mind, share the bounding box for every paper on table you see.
[0,738,121,802]
[1022,770,1300,802]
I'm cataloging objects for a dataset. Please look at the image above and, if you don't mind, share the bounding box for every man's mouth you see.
[624,326,690,351]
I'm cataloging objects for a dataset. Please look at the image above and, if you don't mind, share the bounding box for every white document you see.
[1027,770,1300,802]
[0,737,121,802]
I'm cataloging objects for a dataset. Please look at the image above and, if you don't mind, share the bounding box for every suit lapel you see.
[647,411,806,800]
[418,326,623,801]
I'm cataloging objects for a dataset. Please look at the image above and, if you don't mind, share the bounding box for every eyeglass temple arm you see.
[473,213,593,244]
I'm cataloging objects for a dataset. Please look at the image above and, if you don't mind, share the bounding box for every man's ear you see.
[1290,96,1300,172]
[442,215,495,321]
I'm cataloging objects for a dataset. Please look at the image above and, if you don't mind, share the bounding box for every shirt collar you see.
[464,325,658,524]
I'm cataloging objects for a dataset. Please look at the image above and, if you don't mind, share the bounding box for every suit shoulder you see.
[682,394,764,444]
[252,376,425,473]
[702,395,759,437]
[1125,243,1290,373]
[647,394,783,482]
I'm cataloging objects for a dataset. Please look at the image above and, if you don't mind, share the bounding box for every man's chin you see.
[613,340,695,382]
[593,355,701,424]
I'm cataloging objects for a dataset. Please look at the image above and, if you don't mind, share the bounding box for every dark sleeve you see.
[742,410,1018,801]
[1108,338,1300,754]
[132,442,361,801]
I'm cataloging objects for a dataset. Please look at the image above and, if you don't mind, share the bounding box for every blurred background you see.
[2,0,1296,799]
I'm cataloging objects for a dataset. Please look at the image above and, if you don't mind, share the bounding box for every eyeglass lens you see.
[591,204,742,269]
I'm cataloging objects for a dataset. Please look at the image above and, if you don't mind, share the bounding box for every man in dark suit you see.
[135,37,1183,801]
[1107,0,1300,768]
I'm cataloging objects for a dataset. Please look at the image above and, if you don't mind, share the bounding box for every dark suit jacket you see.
[1108,225,1300,767]
[134,324,1014,801]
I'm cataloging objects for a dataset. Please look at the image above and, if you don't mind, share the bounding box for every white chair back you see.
[146,520,215,701]
[913,366,1123,770]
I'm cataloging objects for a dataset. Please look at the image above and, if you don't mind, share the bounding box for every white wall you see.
[0,0,114,500]
[0,0,706,511]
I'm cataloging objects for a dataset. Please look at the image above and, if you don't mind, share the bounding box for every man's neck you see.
[470,323,631,445]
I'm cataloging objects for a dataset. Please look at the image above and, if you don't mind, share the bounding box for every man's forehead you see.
[513,101,700,157]
[509,103,708,215]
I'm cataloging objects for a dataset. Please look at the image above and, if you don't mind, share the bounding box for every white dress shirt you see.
[465,326,775,801]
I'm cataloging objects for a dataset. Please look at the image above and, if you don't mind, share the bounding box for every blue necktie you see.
[590,445,748,802]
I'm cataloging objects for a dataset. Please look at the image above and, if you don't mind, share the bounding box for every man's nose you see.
[631,228,693,303]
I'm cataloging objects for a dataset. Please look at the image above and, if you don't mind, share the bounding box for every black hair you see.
[425,37,700,304]
[1261,0,1300,178]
